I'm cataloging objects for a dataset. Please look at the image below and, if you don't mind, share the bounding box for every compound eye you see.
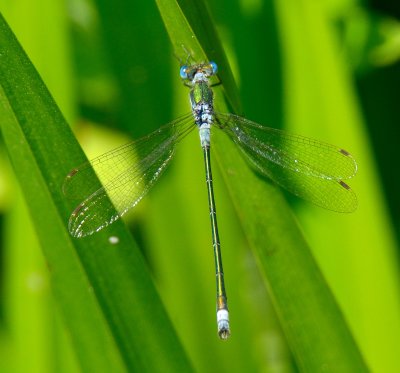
[210,61,218,75]
[180,65,188,79]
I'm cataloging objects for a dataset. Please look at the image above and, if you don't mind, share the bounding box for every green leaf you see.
[155,0,369,371]
[0,12,192,372]
[274,2,400,372]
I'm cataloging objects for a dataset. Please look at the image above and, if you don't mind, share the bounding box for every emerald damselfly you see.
[63,61,357,339]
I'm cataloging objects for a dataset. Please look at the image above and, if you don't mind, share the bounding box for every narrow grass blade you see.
[0,13,192,372]
[155,0,369,371]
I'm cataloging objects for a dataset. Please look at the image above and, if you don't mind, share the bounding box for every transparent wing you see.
[214,113,357,212]
[63,113,195,237]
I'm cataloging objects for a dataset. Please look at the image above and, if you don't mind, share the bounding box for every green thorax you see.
[190,80,213,106]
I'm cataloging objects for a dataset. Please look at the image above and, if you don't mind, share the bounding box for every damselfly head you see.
[180,61,218,81]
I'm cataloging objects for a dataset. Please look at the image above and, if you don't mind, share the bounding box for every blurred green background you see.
[0,0,400,372]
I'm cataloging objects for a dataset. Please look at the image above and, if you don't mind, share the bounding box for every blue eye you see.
[180,65,188,79]
[210,61,218,75]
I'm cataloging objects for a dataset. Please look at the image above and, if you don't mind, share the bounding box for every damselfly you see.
[63,61,357,340]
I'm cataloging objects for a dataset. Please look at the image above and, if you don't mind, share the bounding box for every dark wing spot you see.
[339,180,351,190]
[67,168,79,178]
[339,149,351,156]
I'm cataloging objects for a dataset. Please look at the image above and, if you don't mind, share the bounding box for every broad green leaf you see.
[155,0,369,371]
[0,12,192,372]
[274,1,400,372]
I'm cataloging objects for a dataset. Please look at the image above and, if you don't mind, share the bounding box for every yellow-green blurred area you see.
[0,0,399,372]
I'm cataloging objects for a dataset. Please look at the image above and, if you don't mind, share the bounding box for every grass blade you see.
[155,0,369,371]
[0,13,192,372]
